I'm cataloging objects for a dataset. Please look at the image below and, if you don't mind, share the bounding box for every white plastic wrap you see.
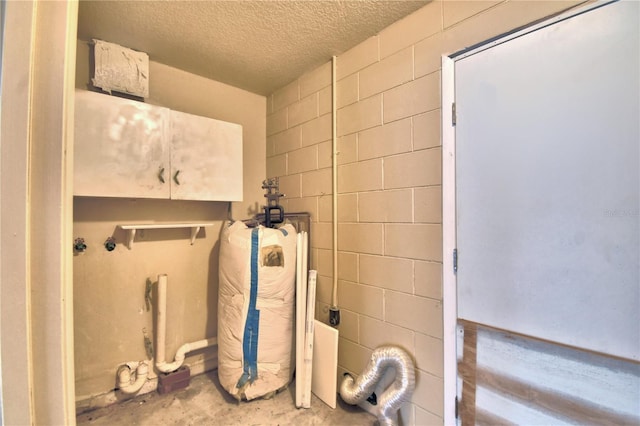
[92,39,149,98]
[218,221,296,400]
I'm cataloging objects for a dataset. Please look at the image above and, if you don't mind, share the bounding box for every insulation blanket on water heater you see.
[218,221,296,400]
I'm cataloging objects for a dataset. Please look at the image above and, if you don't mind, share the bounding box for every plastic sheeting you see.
[218,221,296,400]
[92,39,149,98]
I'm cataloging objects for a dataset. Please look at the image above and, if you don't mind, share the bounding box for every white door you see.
[443,1,640,423]
[455,0,639,361]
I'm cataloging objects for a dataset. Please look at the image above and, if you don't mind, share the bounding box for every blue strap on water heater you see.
[237,228,261,389]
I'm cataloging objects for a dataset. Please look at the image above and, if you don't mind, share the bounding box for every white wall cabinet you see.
[74,90,243,201]
[74,90,170,198]
[169,109,242,201]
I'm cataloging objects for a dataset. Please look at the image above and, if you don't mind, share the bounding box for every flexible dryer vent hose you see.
[339,345,415,426]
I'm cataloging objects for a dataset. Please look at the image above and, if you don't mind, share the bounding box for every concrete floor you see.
[77,371,376,425]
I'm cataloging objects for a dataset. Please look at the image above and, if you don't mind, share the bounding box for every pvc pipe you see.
[117,361,148,394]
[156,338,217,373]
[156,274,168,368]
[155,273,217,373]
[331,55,339,310]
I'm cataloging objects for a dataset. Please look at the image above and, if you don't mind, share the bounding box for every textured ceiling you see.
[77,1,429,96]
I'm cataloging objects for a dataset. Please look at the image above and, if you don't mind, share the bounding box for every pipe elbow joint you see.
[156,361,171,373]
[174,344,189,364]
[137,361,149,376]
[117,365,132,388]
[117,361,149,395]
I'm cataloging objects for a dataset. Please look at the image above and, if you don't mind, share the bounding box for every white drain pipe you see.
[157,274,169,368]
[156,338,218,373]
[155,274,217,373]
[340,346,416,426]
[117,361,148,394]
[331,55,338,310]
[330,55,340,326]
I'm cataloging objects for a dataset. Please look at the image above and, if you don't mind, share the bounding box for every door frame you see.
[440,2,611,423]
[0,1,78,423]
[441,55,457,426]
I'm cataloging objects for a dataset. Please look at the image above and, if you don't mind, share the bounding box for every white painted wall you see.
[73,41,266,408]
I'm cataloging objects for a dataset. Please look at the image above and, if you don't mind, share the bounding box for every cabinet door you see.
[169,110,243,201]
[74,90,170,198]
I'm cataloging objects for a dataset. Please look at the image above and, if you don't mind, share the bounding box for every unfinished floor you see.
[76,371,376,425]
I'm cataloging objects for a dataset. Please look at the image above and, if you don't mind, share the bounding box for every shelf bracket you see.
[190,226,202,245]
[127,228,136,250]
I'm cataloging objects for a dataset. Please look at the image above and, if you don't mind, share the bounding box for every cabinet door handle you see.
[173,170,181,185]
[158,167,165,184]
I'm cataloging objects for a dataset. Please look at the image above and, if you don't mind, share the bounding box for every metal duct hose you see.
[339,345,415,426]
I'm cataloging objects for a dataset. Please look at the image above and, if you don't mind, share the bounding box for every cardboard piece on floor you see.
[311,320,339,409]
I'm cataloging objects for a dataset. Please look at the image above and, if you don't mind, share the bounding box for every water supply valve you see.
[74,238,87,253]
[104,236,117,251]
[329,307,341,327]
[262,178,285,228]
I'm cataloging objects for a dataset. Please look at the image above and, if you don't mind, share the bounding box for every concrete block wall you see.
[266,1,584,423]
